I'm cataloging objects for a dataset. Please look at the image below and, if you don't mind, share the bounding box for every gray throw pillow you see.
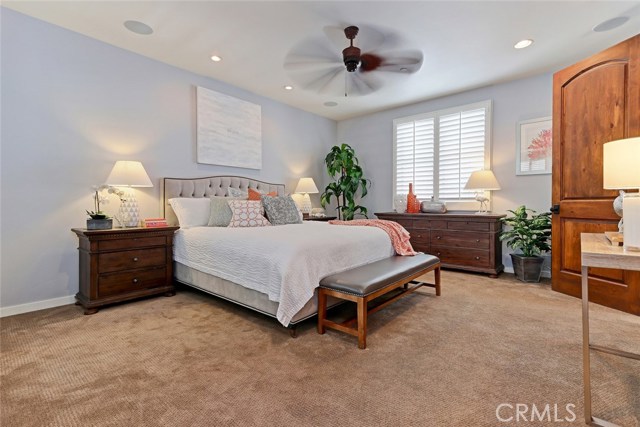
[261,195,303,225]
[208,196,242,227]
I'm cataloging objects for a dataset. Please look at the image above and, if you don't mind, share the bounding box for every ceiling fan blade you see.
[284,55,342,71]
[360,53,384,72]
[364,50,424,73]
[297,66,345,93]
[348,72,382,96]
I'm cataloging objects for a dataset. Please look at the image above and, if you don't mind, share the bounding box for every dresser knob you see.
[132,278,139,283]
[416,234,421,238]
[475,256,480,260]
[476,239,480,243]
[436,236,441,240]
[133,257,139,262]
[437,252,441,256]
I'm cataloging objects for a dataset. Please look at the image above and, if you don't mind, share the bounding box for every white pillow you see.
[168,198,211,228]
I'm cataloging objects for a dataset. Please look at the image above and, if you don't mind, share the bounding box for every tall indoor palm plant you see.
[320,143,370,220]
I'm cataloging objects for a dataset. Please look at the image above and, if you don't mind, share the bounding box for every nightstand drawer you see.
[99,248,166,273]
[430,246,490,268]
[98,267,167,298]
[431,231,490,249]
[98,236,166,251]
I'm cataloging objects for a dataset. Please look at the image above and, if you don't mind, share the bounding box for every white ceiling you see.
[4,1,640,121]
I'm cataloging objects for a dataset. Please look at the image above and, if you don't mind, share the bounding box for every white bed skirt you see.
[174,262,342,325]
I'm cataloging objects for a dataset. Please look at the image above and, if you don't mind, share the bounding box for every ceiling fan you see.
[284,25,423,97]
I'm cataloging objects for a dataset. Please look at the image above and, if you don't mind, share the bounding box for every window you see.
[393,100,492,209]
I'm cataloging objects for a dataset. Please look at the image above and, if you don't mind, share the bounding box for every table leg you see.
[582,265,592,424]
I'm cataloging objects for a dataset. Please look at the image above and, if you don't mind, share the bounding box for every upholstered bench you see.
[317,254,441,349]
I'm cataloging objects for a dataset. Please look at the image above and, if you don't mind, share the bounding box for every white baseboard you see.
[0,295,76,318]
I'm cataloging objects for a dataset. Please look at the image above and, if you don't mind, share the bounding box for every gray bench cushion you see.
[319,254,440,297]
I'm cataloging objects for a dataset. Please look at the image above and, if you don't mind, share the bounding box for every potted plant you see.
[320,143,370,221]
[499,205,552,282]
[86,185,113,230]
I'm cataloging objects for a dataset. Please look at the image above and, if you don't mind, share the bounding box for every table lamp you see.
[105,160,153,227]
[603,137,640,251]
[463,170,501,214]
[295,177,319,215]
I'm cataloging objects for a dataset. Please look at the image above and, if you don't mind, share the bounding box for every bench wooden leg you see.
[357,298,367,349]
[317,289,327,335]
[435,266,441,296]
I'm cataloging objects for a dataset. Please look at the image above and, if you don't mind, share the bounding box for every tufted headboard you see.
[162,176,286,226]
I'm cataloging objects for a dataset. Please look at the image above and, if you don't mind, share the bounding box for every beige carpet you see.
[1,271,638,427]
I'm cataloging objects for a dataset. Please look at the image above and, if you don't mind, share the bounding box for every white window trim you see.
[392,100,493,211]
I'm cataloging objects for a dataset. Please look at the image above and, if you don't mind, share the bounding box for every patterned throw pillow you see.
[261,195,303,225]
[208,196,243,227]
[248,187,277,200]
[227,200,271,227]
[227,187,248,198]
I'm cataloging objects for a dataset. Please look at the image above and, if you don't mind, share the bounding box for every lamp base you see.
[119,190,140,228]
[299,193,312,215]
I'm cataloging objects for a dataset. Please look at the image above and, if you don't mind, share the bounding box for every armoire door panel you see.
[552,33,640,316]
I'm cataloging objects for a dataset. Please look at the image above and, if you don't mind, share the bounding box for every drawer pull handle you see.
[436,252,441,256]
[132,278,139,284]
[133,257,139,262]
[475,256,480,260]
[476,239,480,243]
[436,236,441,240]
[416,234,421,238]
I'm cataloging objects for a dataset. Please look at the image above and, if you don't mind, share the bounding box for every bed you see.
[162,176,395,332]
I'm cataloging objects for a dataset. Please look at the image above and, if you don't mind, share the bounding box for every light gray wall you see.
[337,73,553,270]
[0,9,336,309]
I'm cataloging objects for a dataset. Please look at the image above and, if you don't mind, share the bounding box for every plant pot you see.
[87,218,113,230]
[510,253,544,283]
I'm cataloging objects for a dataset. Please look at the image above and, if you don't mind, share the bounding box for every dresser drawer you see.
[99,247,166,273]
[447,221,490,232]
[430,230,490,249]
[98,236,167,251]
[393,219,414,230]
[98,267,167,298]
[431,246,491,268]
[410,230,430,243]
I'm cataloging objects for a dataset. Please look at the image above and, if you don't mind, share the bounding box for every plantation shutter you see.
[393,101,491,206]
[438,108,486,200]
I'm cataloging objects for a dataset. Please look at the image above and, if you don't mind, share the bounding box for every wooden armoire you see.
[551,33,640,315]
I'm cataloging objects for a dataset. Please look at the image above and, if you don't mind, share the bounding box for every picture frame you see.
[516,117,552,175]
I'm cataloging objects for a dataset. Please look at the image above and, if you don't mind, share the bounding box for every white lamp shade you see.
[603,137,640,189]
[105,161,153,187]
[295,177,319,194]
[464,170,501,191]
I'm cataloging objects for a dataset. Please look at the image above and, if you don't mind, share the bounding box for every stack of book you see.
[143,218,168,228]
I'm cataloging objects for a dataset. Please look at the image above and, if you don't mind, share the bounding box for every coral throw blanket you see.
[329,219,417,256]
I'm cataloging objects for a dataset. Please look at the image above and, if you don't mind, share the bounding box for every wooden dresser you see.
[71,226,179,314]
[375,212,505,277]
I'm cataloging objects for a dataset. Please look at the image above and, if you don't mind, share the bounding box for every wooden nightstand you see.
[71,226,179,314]
[303,215,337,222]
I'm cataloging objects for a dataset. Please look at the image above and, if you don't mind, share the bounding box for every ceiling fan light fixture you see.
[210,55,222,62]
[514,39,534,49]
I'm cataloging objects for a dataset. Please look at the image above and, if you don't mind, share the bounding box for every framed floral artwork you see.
[516,117,552,175]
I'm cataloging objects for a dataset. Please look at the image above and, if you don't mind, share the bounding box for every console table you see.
[375,212,504,277]
[580,233,640,427]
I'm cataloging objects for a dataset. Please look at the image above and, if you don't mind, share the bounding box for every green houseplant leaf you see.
[499,205,552,257]
[320,143,370,221]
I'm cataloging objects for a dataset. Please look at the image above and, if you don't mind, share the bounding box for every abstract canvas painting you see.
[516,117,552,175]
[196,86,262,169]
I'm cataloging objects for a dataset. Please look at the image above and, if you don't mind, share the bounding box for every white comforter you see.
[173,221,395,326]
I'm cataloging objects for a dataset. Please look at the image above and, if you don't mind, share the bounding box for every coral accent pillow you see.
[248,187,277,200]
[227,200,272,227]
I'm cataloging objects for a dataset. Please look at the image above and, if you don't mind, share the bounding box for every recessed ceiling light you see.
[284,85,294,91]
[324,101,338,107]
[210,55,222,62]
[514,39,534,49]
[123,20,153,35]
[593,16,629,32]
